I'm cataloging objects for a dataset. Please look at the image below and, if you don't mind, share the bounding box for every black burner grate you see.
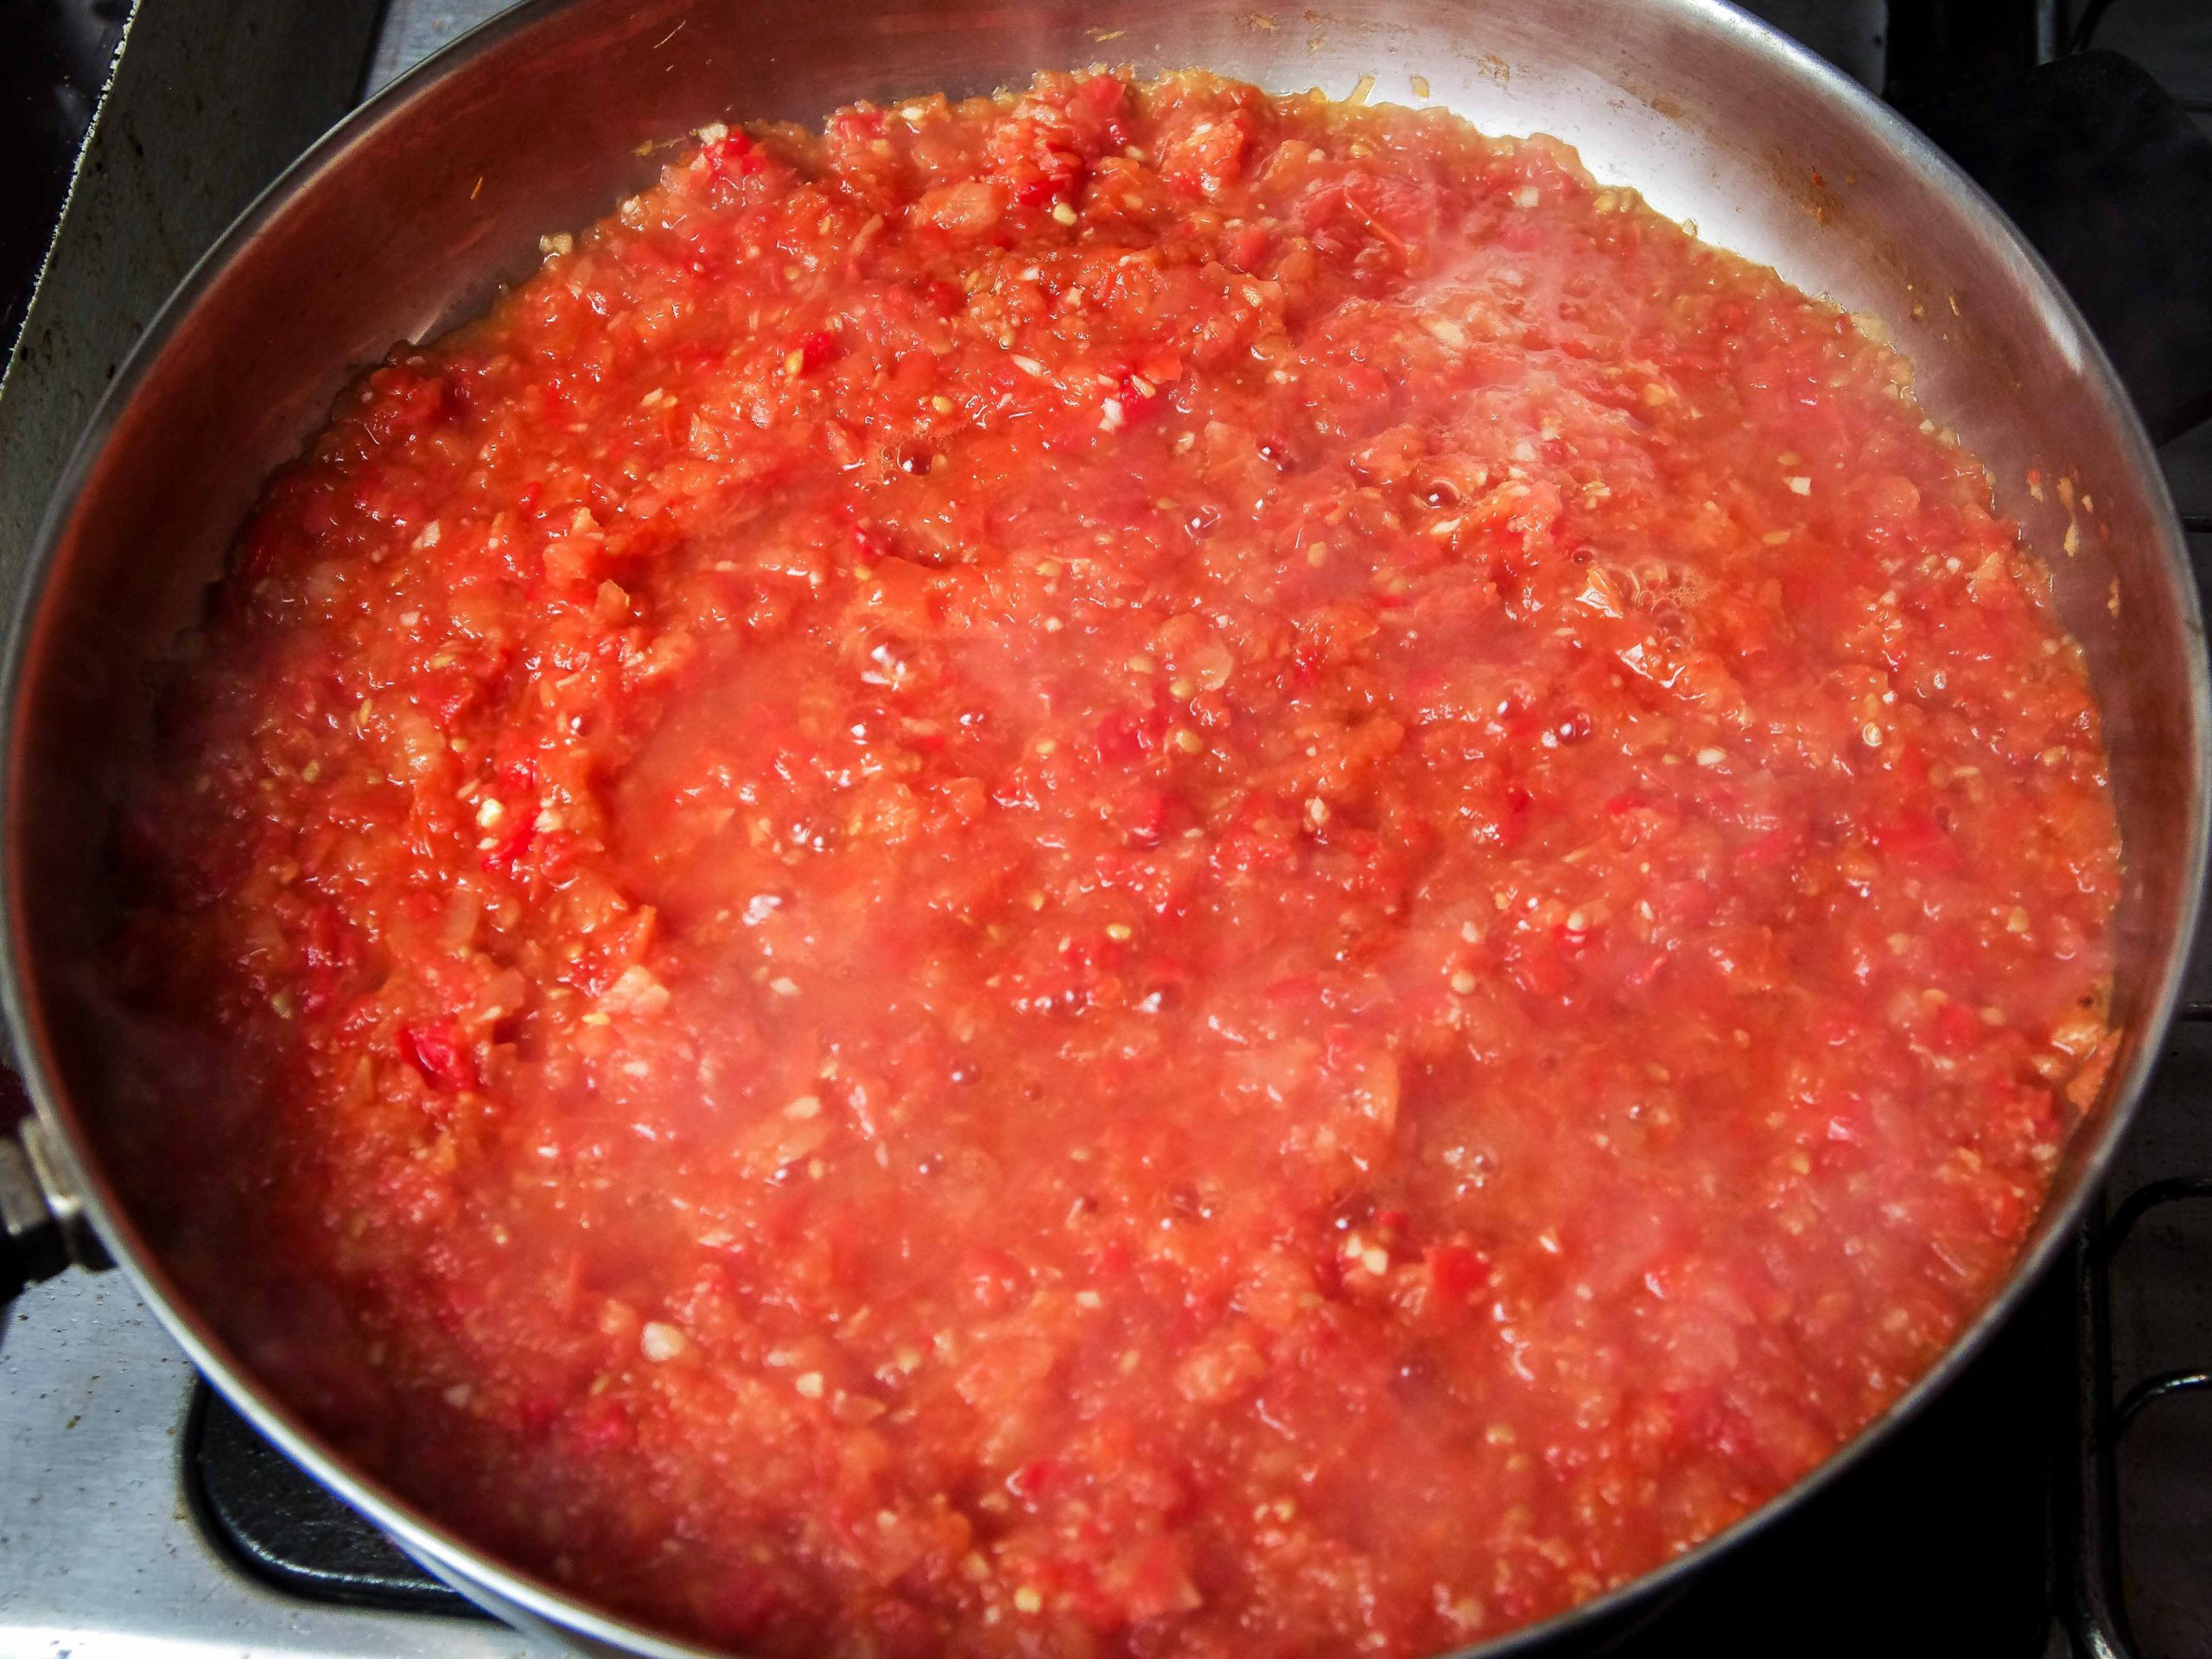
[2067,1167,2212,1656]
[184,1383,480,1618]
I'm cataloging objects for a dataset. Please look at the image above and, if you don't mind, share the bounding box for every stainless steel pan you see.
[3,2,2205,1654]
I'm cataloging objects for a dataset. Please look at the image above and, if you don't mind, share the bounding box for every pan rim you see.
[3,0,2203,1654]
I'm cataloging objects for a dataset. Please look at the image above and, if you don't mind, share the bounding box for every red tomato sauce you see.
[109,71,2120,1658]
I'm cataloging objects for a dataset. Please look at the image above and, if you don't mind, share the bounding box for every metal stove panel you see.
[0,1272,543,1659]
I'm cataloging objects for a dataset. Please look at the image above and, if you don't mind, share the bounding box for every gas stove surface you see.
[2,1274,537,1659]
[5,2,2212,1656]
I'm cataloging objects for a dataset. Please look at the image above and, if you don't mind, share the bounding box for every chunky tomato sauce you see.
[111,72,2120,1658]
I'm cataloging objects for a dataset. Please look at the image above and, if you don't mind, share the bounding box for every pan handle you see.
[0,1113,102,1305]
[1905,48,2212,447]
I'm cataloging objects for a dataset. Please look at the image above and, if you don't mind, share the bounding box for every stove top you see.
[3,1274,531,1658]
[4,2,2212,1656]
